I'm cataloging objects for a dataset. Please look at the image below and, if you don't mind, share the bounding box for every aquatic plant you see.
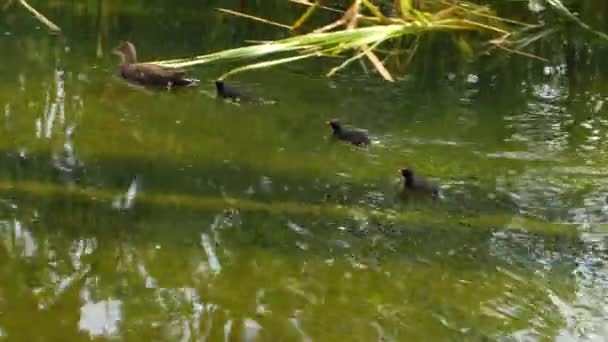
[152,0,525,81]
[11,0,607,81]
[149,0,608,81]
[4,0,61,32]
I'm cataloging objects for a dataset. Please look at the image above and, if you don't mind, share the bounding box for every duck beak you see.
[325,120,331,125]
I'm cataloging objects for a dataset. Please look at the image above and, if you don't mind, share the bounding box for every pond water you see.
[1,1,607,341]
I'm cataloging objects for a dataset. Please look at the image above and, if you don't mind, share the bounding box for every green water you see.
[1,1,608,341]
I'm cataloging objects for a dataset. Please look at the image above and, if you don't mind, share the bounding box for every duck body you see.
[400,168,440,196]
[119,64,198,88]
[327,119,370,146]
[113,41,199,88]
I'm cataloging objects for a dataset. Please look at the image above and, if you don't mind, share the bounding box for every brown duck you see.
[112,41,199,88]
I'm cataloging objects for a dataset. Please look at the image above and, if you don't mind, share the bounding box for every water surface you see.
[0,1,607,341]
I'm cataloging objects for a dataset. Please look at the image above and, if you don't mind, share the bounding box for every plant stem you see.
[18,0,61,32]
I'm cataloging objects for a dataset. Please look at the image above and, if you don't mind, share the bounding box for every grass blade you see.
[545,0,608,41]
[217,8,291,29]
[220,53,318,79]
[18,0,61,32]
[291,0,319,31]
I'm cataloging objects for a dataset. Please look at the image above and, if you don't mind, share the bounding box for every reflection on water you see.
[0,0,607,340]
[79,295,122,338]
[0,199,590,340]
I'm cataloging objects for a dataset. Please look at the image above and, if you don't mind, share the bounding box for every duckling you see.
[399,167,440,197]
[215,80,258,102]
[327,119,370,146]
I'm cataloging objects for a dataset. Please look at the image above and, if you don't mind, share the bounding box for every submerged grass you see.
[0,180,582,237]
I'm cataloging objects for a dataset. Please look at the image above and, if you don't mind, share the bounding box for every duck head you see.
[112,41,137,65]
[326,119,342,133]
[399,167,415,184]
[215,80,225,93]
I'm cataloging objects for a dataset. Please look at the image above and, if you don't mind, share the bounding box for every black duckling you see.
[113,41,199,88]
[215,80,258,102]
[327,119,370,146]
[399,167,440,196]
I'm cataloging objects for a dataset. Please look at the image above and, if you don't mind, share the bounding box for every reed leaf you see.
[292,0,319,30]
[219,54,318,79]
[148,1,555,80]
[399,0,414,18]
[152,25,414,69]
[18,0,61,32]
[216,8,291,29]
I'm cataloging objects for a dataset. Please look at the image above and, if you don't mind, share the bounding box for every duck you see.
[327,119,370,146]
[112,41,199,88]
[215,80,256,102]
[399,167,440,196]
